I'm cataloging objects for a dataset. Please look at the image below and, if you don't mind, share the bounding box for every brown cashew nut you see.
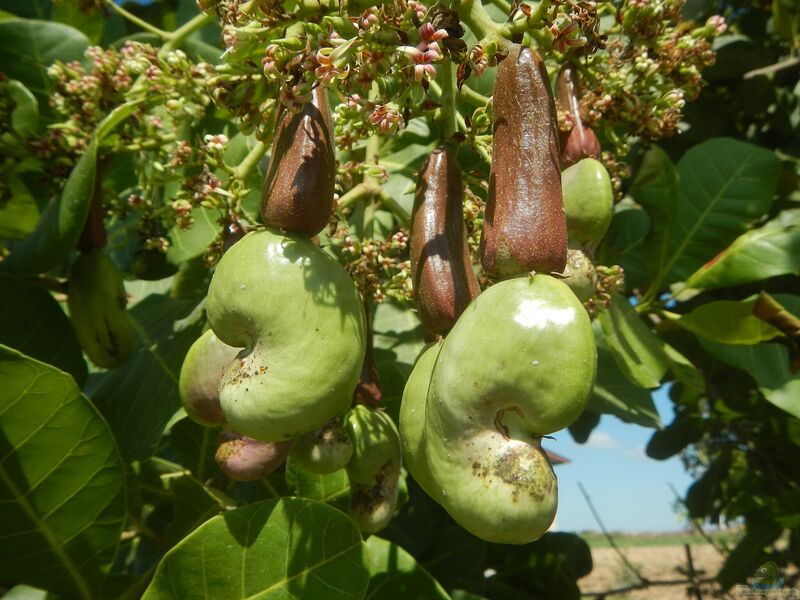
[481,45,568,279]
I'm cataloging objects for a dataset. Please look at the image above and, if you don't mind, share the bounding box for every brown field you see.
[579,543,727,599]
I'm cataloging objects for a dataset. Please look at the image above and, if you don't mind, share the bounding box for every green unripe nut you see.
[399,342,442,499]
[562,158,614,247]
[425,274,596,544]
[178,329,239,427]
[67,250,134,369]
[562,248,598,303]
[344,405,402,534]
[291,417,353,474]
[206,228,366,441]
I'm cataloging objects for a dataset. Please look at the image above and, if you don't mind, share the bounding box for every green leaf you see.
[168,417,219,482]
[51,1,103,43]
[628,145,680,288]
[0,275,87,384]
[597,292,669,389]
[373,300,425,370]
[7,79,40,138]
[589,347,661,428]
[1,101,142,275]
[0,1,51,20]
[669,298,782,345]
[420,520,487,596]
[0,345,125,599]
[486,532,592,600]
[365,536,450,600]
[685,209,800,290]
[701,339,800,419]
[163,473,227,546]
[379,119,436,217]
[568,410,601,444]
[166,206,221,265]
[595,202,651,292]
[717,521,783,590]
[87,293,204,462]
[0,172,40,239]
[285,457,350,507]
[663,138,779,285]
[0,19,88,110]
[142,498,370,600]
[646,415,705,460]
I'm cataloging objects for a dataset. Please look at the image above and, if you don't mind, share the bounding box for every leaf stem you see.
[232,141,267,180]
[437,59,459,141]
[160,12,215,56]
[460,0,510,42]
[459,84,491,107]
[101,0,170,39]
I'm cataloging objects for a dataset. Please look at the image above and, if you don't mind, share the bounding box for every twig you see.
[101,0,170,39]
[668,482,729,556]
[578,481,647,585]
[685,543,703,600]
[583,576,718,599]
[743,56,800,79]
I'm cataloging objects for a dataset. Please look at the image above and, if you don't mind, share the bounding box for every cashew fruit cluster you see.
[402,276,596,544]
[179,329,297,480]
[401,45,599,545]
[205,228,366,441]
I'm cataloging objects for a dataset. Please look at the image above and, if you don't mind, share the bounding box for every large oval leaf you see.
[669,298,782,345]
[684,209,800,290]
[143,497,370,599]
[0,19,88,110]
[365,536,449,600]
[87,292,204,462]
[665,138,779,284]
[0,345,125,599]
[0,275,87,384]
[597,292,668,389]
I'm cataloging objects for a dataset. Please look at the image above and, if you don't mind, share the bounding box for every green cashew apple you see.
[561,158,614,248]
[179,329,239,427]
[562,248,598,303]
[399,342,442,499]
[344,405,402,534]
[216,428,295,481]
[206,228,366,441]
[425,274,596,544]
[68,250,134,368]
[291,417,353,474]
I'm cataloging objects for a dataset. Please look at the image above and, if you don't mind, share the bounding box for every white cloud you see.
[585,431,619,449]
[623,445,649,461]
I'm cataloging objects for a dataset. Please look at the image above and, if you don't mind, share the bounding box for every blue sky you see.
[545,386,696,533]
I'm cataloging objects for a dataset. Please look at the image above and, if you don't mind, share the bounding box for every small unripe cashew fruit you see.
[425,274,596,544]
[344,405,402,534]
[178,329,239,427]
[562,158,614,248]
[206,228,366,441]
[215,428,295,481]
[399,342,442,499]
[291,417,353,474]
[562,247,598,303]
[68,250,134,369]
